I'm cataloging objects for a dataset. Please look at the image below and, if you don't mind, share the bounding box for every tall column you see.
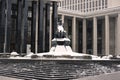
[0,0,6,52]
[38,0,44,53]
[49,12,52,49]
[61,14,64,25]
[21,0,28,54]
[93,17,97,55]
[4,0,12,53]
[45,2,50,52]
[35,2,38,54]
[102,20,105,55]
[105,15,110,55]
[115,14,120,55]
[82,19,86,54]
[31,1,37,53]
[52,1,58,39]
[16,0,22,53]
[72,16,76,51]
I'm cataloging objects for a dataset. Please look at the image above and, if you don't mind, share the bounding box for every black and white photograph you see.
[0,0,120,80]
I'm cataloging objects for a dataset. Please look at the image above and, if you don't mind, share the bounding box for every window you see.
[102,0,104,6]
[81,4,82,9]
[105,0,107,8]
[90,2,91,8]
[96,7,98,10]
[70,6,72,10]
[67,0,69,5]
[78,4,80,10]
[96,1,97,7]
[73,0,74,4]
[73,5,74,10]
[70,0,71,5]
[84,2,85,9]
[62,1,64,6]
[65,0,66,6]
[84,9,85,12]
[67,6,69,9]
[87,3,88,8]
[90,8,91,11]
[99,6,101,9]
[102,6,104,9]
[60,2,61,7]
[93,1,94,7]
[99,0,101,6]
[75,5,77,10]
[75,0,77,4]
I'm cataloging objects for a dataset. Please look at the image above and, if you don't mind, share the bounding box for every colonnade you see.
[59,14,120,56]
[0,0,58,54]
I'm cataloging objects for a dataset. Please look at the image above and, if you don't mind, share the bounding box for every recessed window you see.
[99,0,101,6]
[90,2,91,8]
[96,1,97,7]
[105,0,107,8]
[93,1,94,7]
[70,0,71,5]
[102,0,104,6]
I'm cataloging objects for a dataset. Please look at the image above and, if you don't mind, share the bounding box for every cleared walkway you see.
[0,76,20,80]
[73,71,120,80]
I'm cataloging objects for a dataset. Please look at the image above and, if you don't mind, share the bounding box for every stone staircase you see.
[0,60,120,80]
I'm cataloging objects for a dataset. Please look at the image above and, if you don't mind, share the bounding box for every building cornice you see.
[58,6,120,18]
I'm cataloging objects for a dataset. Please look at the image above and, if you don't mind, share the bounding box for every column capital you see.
[105,15,109,18]
[93,16,97,19]
[73,16,76,18]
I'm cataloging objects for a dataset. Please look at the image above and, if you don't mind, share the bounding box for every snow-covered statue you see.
[55,20,66,38]
[57,25,64,32]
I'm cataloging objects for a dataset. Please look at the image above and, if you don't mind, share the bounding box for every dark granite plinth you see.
[0,59,120,80]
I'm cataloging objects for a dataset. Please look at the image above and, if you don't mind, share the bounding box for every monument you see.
[26,20,92,60]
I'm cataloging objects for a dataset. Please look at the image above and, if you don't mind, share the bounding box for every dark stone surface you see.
[21,0,28,53]
[52,1,58,39]
[15,0,23,53]
[38,0,44,53]
[0,0,6,52]
[31,1,37,53]
[5,0,12,53]
[0,59,120,79]
[45,2,50,52]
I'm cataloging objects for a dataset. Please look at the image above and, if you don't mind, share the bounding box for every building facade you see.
[58,0,120,56]
[0,0,58,55]
[0,0,120,56]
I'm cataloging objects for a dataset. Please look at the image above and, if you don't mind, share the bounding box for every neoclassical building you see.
[0,0,60,55]
[57,0,120,56]
[0,0,120,56]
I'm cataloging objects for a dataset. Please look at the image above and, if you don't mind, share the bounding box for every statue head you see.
[57,25,64,32]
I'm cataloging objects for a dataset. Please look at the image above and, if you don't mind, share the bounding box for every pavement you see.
[73,71,120,80]
[0,76,21,80]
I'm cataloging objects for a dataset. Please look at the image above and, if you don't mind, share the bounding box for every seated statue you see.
[55,25,66,38]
